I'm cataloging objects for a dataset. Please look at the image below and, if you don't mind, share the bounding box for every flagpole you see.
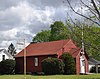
[81,6,84,54]
[82,23,84,53]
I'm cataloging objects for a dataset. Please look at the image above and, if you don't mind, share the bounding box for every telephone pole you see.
[24,39,26,79]
[17,39,26,79]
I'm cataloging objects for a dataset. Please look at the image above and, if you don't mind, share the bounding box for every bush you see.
[0,59,16,74]
[42,58,64,75]
[61,53,76,74]
[90,66,100,73]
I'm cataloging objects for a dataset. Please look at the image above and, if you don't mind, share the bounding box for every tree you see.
[66,0,100,26]
[83,26,100,60]
[32,21,71,43]
[32,19,100,60]
[61,53,76,74]
[42,58,64,75]
[49,21,70,41]
[8,43,16,56]
[65,0,100,60]
[0,59,16,74]
[32,30,51,43]
[66,21,100,60]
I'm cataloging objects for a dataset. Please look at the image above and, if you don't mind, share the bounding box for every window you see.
[2,55,5,61]
[82,60,85,66]
[34,57,38,66]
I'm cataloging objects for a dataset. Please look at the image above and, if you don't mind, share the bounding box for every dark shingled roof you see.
[88,58,100,65]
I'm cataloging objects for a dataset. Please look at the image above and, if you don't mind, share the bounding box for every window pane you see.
[34,57,38,66]
[2,55,5,61]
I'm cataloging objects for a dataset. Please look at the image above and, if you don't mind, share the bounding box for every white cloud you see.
[0,0,89,50]
[0,0,23,10]
[3,28,18,39]
[0,0,67,49]
[33,6,54,24]
[11,1,34,23]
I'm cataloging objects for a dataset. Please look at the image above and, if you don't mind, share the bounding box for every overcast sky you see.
[0,0,88,49]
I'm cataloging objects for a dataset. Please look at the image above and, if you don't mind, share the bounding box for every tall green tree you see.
[32,30,51,43]
[49,21,70,41]
[32,20,100,60]
[83,26,100,60]
[8,43,16,56]
[65,0,100,60]
[32,21,71,43]
[66,20,100,60]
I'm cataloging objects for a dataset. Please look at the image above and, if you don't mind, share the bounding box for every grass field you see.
[0,74,100,79]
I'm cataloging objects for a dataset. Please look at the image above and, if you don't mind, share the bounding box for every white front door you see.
[80,56,85,74]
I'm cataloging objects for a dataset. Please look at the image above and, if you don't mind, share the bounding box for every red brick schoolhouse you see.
[15,39,88,75]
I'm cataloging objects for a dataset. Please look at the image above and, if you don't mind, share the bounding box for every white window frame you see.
[34,57,38,66]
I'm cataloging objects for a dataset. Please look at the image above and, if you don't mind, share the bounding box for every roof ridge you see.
[0,49,13,57]
[72,48,81,55]
[31,39,71,45]
[63,39,72,48]
[56,39,71,55]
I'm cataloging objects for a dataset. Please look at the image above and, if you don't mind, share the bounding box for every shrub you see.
[90,66,100,73]
[42,58,64,75]
[0,59,16,74]
[90,66,96,73]
[61,53,76,74]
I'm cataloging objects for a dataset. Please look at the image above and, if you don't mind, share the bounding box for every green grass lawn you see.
[0,74,100,79]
